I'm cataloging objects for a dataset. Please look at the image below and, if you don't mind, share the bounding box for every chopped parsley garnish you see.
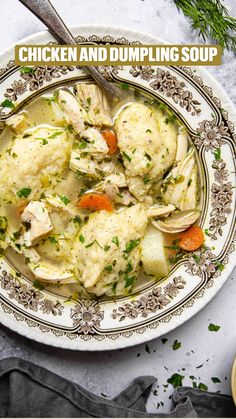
[79,140,88,149]
[193,254,200,262]
[143,174,151,185]
[211,377,221,383]
[204,229,209,236]
[133,89,141,99]
[125,238,140,253]
[112,236,119,247]
[165,245,180,250]
[214,148,221,161]
[76,171,87,178]
[146,129,152,134]
[1,99,15,109]
[13,231,21,240]
[48,131,62,139]
[17,188,31,198]
[112,281,117,293]
[35,137,48,145]
[125,261,133,274]
[215,260,225,271]
[59,195,70,205]
[198,383,208,391]
[120,82,129,90]
[105,265,113,272]
[104,245,110,252]
[48,236,58,244]
[208,323,220,332]
[172,340,181,350]
[79,234,85,243]
[0,216,7,232]
[73,216,82,225]
[85,241,95,248]
[20,66,35,74]
[124,275,136,288]
[122,151,132,162]
[165,114,176,124]
[145,152,152,161]
[33,280,45,290]
[167,373,184,388]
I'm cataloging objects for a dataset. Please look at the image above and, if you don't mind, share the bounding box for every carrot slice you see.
[78,193,113,212]
[179,225,204,251]
[102,129,118,155]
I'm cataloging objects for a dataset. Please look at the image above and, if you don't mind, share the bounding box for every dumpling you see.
[72,203,148,296]
[115,102,177,200]
[0,125,73,204]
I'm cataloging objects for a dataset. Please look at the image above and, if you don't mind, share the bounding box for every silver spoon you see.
[18,0,121,101]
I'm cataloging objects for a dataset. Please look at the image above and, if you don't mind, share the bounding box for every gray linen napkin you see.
[0,357,235,417]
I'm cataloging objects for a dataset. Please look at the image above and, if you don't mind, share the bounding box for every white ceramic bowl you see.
[0,26,235,350]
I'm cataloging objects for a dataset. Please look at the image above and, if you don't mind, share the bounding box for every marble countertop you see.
[0,0,236,413]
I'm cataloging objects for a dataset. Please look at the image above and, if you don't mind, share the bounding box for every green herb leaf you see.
[80,140,88,149]
[198,382,208,391]
[79,234,85,243]
[211,377,221,383]
[208,323,220,332]
[124,275,136,288]
[48,236,58,244]
[85,241,95,248]
[105,265,113,272]
[125,238,140,253]
[122,151,132,162]
[20,66,35,74]
[33,280,45,290]
[17,188,31,198]
[73,216,82,225]
[104,245,111,252]
[172,340,181,350]
[120,82,129,90]
[112,236,119,247]
[143,174,151,185]
[59,195,70,205]
[145,152,152,161]
[0,216,7,233]
[1,99,15,109]
[215,260,225,271]
[175,0,236,52]
[214,148,221,160]
[167,373,184,388]
[48,131,62,139]
[112,281,117,293]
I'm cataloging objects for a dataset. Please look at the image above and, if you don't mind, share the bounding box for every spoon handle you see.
[18,0,120,100]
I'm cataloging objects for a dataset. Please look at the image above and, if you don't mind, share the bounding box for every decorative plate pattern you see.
[0,27,235,351]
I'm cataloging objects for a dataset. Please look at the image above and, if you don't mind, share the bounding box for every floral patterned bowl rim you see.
[0,25,235,351]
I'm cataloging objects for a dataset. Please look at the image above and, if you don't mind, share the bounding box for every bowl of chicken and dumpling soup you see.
[0,82,203,299]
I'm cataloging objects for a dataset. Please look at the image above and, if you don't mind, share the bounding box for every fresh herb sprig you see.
[174,0,236,52]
